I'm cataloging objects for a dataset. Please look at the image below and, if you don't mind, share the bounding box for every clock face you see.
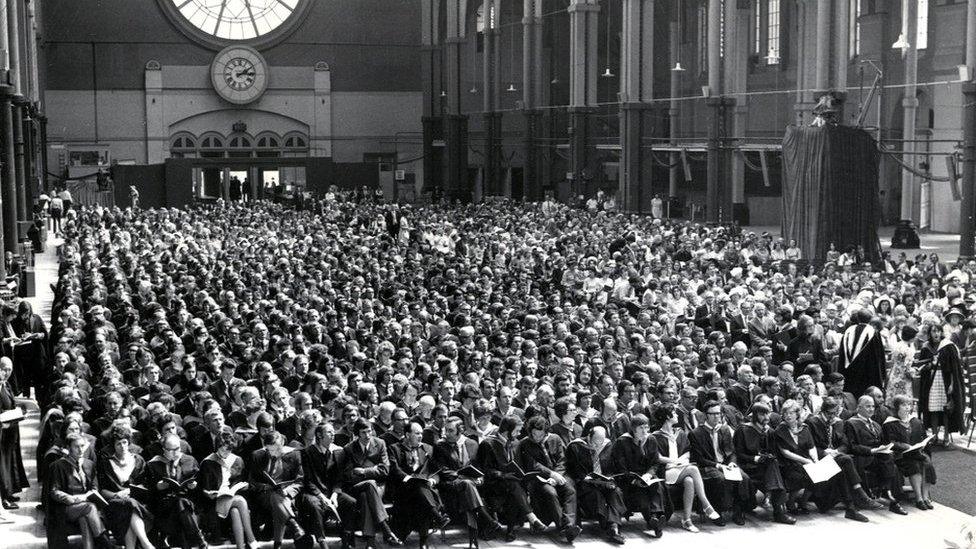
[211,46,268,105]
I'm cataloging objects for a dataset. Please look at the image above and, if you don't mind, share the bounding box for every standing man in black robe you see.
[837,310,886,398]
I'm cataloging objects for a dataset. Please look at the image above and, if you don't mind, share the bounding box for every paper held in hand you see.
[718,463,743,482]
[0,407,24,423]
[903,435,935,454]
[803,456,842,484]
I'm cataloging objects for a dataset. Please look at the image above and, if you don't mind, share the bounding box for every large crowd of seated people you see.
[0,195,968,549]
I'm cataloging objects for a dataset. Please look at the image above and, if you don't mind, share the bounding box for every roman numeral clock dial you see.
[211,46,269,105]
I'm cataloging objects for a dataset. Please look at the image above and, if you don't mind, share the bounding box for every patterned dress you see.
[885,340,916,405]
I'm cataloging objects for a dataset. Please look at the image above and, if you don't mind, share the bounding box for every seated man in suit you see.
[516,416,581,543]
[297,421,359,549]
[250,431,307,549]
[844,396,908,516]
[824,373,857,420]
[608,414,667,537]
[387,421,450,548]
[474,415,546,540]
[339,417,402,546]
[688,400,753,525]
[564,425,627,544]
[431,417,502,544]
[145,433,208,549]
[189,408,233,462]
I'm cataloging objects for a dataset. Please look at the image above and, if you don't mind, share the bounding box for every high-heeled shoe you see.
[704,506,724,526]
[681,518,700,533]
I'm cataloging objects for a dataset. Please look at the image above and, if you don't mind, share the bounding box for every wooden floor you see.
[2,232,975,549]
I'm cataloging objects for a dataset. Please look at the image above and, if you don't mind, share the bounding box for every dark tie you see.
[267,456,279,476]
[170,462,179,480]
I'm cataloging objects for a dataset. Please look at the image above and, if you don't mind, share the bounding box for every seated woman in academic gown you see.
[197,429,258,549]
[650,405,722,533]
[96,426,154,549]
[882,395,936,510]
[608,413,668,537]
[733,403,795,525]
[564,425,627,545]
[0,356,29,510]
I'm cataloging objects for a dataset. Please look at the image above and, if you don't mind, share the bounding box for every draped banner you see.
[781,125,882,263]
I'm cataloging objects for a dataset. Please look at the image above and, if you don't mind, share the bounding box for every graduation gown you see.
[917,340,966,433]
[836,324,886,398]
[0,381,28,498]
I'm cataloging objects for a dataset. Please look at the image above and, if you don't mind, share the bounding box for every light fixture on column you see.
[891,33,910,51]
[469,85,479,94]
[440,90,447,98]
[671,62,685,72]
[551,76,560,85]
[601,3,614,78]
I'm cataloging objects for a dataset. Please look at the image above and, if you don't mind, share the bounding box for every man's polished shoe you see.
[561,524,581,543]
[435,513,451,530]
[383,532,404,547]
[854,488,884,510]
[845,508,869,522]
[889,502,908,516]
[646,516,663,538]
[915,500,928,511]
[1,501,18,510]
[481,519,502,540]
[607,524,625,545]
[529,520,547,535]
[731,510,746,526]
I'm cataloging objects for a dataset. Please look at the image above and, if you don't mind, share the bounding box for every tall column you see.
[37,113,45,195]
[568,0,599,199]
[26,0,41,198]
[0,86,13,257]
[724,0,748,223]
[421,0,443,196]
[705,0,728,223]
[669,13,680,201]
[894,0,920,246]
[522,0,541,201]
[7,0,23,234]
[960,0,976,257]
[814,0,831,93]
[483,0,500,197]
[834,0,850,118]
[444,0,470,202]
[619,0,653,213]
[0,0,14,257]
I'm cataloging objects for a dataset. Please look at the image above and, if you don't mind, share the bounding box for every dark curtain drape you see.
[781,125,881,262]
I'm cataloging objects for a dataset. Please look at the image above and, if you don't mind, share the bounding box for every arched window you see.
[227,133,254,158]
[169,132,197,158]
[256,132,282,158]
[199,132,225,158]
[282,132,309,157]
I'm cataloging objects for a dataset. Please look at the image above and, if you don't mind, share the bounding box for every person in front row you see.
[387,420,451,548]
[515,415,581,543]
[608,413,667,537]
[197,430,258,549]
[651,405,723,533]
[297,421,355,549]
[564,425,627,545]
[844,396,908,516]
[340,417,402,548]
[474,415,546,540]
[145,433,207,549]
[49,433,115,549]
[688,400,753,525]
[250,431,306,549]
[96,426,155,549]
[803,396,882,521]
[733,402,795,525]
[431,417,503,546]
[882,395,936,510]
